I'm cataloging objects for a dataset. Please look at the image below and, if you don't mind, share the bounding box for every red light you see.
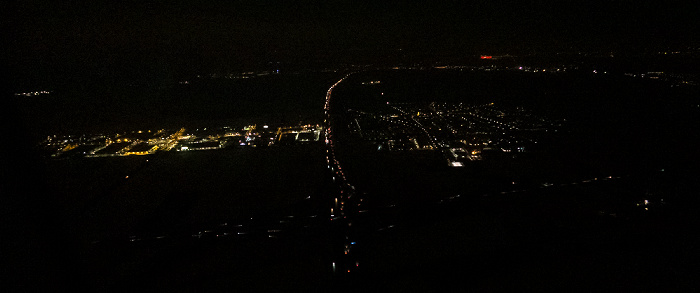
[480,55,492,59]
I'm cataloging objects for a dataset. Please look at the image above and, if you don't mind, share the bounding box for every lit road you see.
[324,73,363,276]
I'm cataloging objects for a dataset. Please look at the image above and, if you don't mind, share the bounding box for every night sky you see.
[6,1,698,88]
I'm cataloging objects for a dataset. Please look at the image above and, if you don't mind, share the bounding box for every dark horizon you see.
[7,1,699,89]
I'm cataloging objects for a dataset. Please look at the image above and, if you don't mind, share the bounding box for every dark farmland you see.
[45,144,327,242]
[25,143,337,291]
[348,168,700,291]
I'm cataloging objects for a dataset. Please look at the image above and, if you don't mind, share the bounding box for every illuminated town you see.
[41,123,323,158]
[344,100,561,167]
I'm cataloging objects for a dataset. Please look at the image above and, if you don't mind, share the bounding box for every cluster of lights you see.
[352,101,558,166]
[52,121,328,157]
[15,90,51,97]
[49,123,318,157]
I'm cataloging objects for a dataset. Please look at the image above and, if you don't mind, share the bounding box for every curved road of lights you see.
[324,73,363,276]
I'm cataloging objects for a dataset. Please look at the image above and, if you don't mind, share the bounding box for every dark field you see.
[352,171,700,291]
[45,144,327,243]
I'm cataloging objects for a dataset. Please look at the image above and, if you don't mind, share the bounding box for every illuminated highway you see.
[324,73,364,276]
